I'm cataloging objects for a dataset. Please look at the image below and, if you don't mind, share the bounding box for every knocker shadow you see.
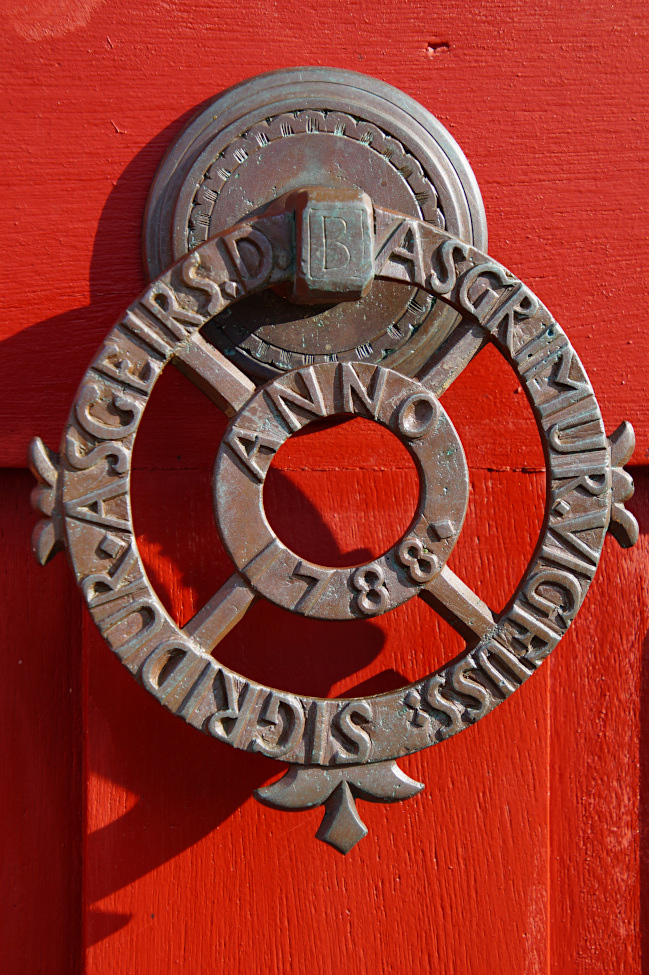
[86,455,408,946]
[19,115,413,946]
[0,98,223,463]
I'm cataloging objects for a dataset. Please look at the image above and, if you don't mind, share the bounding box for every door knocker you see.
[29,69,638,853]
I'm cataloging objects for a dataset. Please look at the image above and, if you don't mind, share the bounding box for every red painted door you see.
[2,3,647,972]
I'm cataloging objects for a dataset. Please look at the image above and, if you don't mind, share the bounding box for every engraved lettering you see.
[87,576,147,607]
[397,536,439,583]
[224,426,283,480]
[539,541,597,580]
[514,326,566,379]
[403,688,428,727]
[93,342,158,394]
[338,362,386,418]
[550,450,610,500]
[64,477,130,531]
[98,597,164,663]
[397,390,440,439]
[75,383,142,440]
[177,655,219,723]
[533,346,593,418]
[308,700,334,765]
[352,563,389,615]
[423,675,463,737]
[475,641,535,696]
[331,701,372,763]
[549,507,608,568]
[537,385,592,419]
[208,669,239,725]
[65,427,129,474]
[523,568,582,625]
[457,262,513,321]
[181,249,225,316]
[207,674,263,747]
[140,280,204,339]
[292,562,334,615]
[251,691,306,758]
[120,307,172,357]
[503,604,559,656]
[378,219,427,285]
[222,226,273,290]
[480,283,539,351]
[427,238,469,294]
[264,367,326,431]
[81,541,140,606]
[312,214,351,270]
[294,193,373,300]
[141,640,206,712]
[548,344,583,391]
[450,656,492,719]
[548,406,606,453]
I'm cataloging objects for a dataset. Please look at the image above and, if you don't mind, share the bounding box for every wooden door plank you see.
[2,0,647,970]
[0,471,83,975]
[549,473,647,972]
[84,465,550,973]
[0,0,647,466]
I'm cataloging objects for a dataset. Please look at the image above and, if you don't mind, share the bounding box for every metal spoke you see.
[183,573,256,652]
[416,320,487,398]
[420,565,496,643]
[173,332,255,416]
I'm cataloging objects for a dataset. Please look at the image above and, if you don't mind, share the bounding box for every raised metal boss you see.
[29,70,638,854]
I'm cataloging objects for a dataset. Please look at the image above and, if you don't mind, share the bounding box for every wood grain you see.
[1,0,647,971]
[0,0,646,468]
[83,462,647,973]
[87,467,550,973]
[550,473,648,973]
[0,472,82,975]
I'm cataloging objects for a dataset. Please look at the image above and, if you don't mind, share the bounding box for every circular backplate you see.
[144,68,488,380]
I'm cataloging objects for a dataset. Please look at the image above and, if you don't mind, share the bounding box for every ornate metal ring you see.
[30,189,637,852]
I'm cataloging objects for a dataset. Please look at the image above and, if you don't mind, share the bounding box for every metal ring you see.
[32,205,629,770]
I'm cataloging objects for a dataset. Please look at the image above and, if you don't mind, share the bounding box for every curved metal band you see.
[58,207,611,765]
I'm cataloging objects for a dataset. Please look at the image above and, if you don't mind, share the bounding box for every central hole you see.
[263,416,420,568]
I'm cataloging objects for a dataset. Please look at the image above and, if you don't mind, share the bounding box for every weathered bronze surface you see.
[30,79,638,854]
[143,68,488,381]
[215,360,468,621]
